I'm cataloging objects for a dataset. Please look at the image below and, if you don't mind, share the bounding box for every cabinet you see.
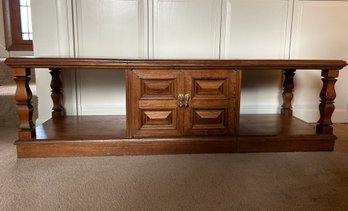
[129,69,241,137]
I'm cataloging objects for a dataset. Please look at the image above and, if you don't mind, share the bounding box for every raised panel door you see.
[130,70,184,137]
[184,70,241,136]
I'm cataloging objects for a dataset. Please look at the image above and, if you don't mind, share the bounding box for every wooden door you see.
[130,69,184,137]
[183,70,241,136]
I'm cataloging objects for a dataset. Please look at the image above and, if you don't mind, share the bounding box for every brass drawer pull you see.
[184,94,190,107]
[178,94,184,107]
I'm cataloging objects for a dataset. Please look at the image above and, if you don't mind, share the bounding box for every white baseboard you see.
[240,104,347,123]
[80,104,126,115]
[240,105,280,114]
[293,105,346,123]
[36,117,50,125]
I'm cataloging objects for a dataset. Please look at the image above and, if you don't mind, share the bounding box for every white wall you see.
[221,0,293,114]
[31,0,348,124]
[31,0,75,124]
[290,0,348,123]
[150,0,221,59]
[74,0,147,115]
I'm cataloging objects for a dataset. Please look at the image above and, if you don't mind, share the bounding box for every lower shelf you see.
[15,115,336,157]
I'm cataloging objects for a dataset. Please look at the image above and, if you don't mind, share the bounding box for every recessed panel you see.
[192,109,227,129]
[141,109,176,129]
[141,79,176,99]
[152,0,222,58]
[194,79,228,98]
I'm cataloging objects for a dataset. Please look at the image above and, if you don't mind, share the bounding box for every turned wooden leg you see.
[13,68,35,139]
[281,69,296,117]
[316,69,339,134]
[50,68,64,117]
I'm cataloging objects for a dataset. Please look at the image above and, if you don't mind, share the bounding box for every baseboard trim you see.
[240,105,280,114]
[80,104,126,115]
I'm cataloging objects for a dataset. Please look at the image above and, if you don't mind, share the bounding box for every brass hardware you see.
[178,94,190,107]
[178,94,184,107]
[184,94,191,107]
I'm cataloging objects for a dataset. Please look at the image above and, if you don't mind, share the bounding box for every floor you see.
[1,62,348,210]
[0,125,347,211]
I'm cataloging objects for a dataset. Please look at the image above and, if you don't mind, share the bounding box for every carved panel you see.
[192,109,227,130]
[131,69,240,137]
[184,70,241,136]
[194,79,227,98]
[141,110,175,129]
[141,79,176,99]
[130,69,184,137]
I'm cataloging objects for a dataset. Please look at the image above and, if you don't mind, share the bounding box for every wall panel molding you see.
[220,0,293,59]
[32,0,75,124]
[150,0,222,59]
[32,0,348,122]
[73,0,148,115]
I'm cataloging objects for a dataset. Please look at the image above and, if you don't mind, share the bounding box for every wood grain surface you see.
[5,57,347,70]
[6,57,346,157]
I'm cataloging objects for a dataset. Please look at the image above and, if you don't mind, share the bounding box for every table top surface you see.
[4,57,347,70]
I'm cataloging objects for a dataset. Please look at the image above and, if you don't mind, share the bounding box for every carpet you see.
[0,125,348,210]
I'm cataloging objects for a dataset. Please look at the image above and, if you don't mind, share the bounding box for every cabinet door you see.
[184,70,240,136]
[130,70,184,137]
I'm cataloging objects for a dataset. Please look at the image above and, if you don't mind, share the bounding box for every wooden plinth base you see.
[15,115,336,158]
